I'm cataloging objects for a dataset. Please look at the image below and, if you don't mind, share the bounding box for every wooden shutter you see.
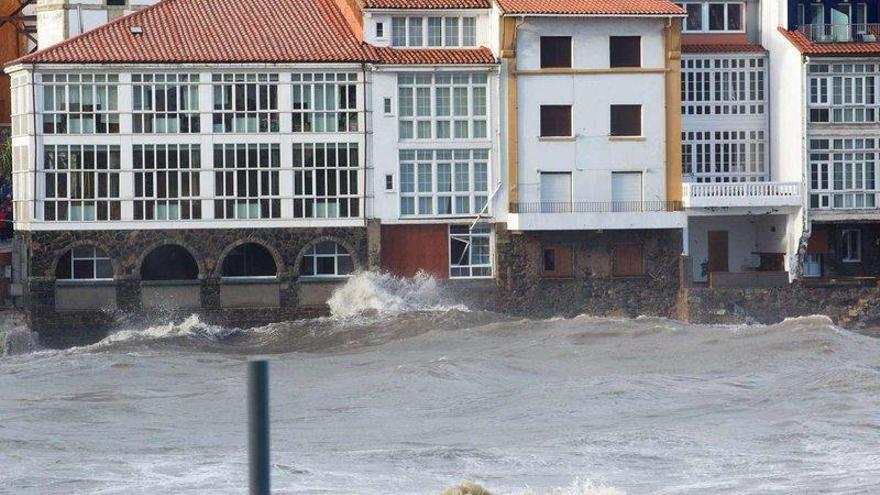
[540,105,572,137]
[612,243,644,277]
[806,227,829,254]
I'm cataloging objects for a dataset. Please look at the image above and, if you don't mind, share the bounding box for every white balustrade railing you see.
[683,181,802,207]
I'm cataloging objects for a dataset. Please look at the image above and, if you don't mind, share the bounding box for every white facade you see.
[36,0,159,49]
[507,16,684,231]
[8,65,369,231]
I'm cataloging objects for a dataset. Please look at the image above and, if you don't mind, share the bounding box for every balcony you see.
[507,201,685,231]
[798,23,880,43]
[682,182,802,209]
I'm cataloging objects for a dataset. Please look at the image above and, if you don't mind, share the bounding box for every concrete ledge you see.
[710,271,790,288]
[55,285,117,312]
[220,282,281,309]
[297,280,343,307]
[142,284,201,310]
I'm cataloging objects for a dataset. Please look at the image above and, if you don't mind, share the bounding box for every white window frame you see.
[292,142,361,219]
[808,63,879,124]
[41,73,119,134]
[132,144,202,221]
[841,229,862,263]
[397,72,489,141]
[678,2,746,33]
[681,55,766,116]
[132,73,200,134]
[57,245,113,281]
[398,149,490,218]
[682,130,767,182]
[449,224,493,279]
[300,241,355,279]
[41,144,122,222]
[291,73,359,133]
[213,143,281,219]
[808,138,878,210]
[211,73,280,133]
[390,15,478,48]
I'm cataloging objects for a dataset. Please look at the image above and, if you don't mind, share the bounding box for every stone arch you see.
[135,239,207,280]
[215,238,284,278]
[293,236,362,277]
[50,240,120,280]
[140,244,200,281]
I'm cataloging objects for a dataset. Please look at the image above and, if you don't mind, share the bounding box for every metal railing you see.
[798,23,880,43]
[510,201,683,214]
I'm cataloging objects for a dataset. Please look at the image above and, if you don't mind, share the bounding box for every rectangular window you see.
[610,105,642,137]
[389,16,477,47]
[213,143,281,219]
[132,73,200,133]
[449,224,492,278]
[398,72,489,140]
[376,22,385,38]
[41,74,119,134]
[11,73,31,137]
[540,105,572,137]
[808,63,878,124]
[399,149,489,217]
[679,2,745,33]
[682,130,767,183]
[56,246,113,281]
[808,138,878,210]
[682,55,767,116]
[609,36,641,68]
[133,144,202,220]
[211,73,279,133]
[841,229,862,262]
[384,97,393,115]
[292,142,360,219]
[540,36,572,69]
[41,144,121,221]
[385,174,394,191]
[542,246,573,279]
[612,244,645,277]
[291,73,359,133]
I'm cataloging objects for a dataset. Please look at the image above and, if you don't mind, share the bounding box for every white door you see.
[540,172,572,212]
[611,172,642,212]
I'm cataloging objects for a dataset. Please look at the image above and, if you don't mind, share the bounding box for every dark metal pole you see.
[248,359,270,495]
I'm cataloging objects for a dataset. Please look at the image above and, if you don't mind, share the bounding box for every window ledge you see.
[298,276,350,284]
[142,279,201,287]
[56,279,115,287]
[220,277,279,285]
[538,136,576,142]
[609,136,646,142]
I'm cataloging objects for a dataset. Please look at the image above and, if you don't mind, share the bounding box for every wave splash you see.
[83,314,237,350]
[441,479,623,495]
[328,271,468,319]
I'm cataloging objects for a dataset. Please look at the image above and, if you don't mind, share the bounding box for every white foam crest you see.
[82,314,236,350]
[515,479,625,495]
[328,271,468,319]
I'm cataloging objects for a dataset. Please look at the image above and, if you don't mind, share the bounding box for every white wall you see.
[688,214,789,281]
[37,0,158,49]
[515,17,669,205]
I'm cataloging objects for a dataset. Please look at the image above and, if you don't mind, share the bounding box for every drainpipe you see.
[30,63,37,224]
[794,54,812,281]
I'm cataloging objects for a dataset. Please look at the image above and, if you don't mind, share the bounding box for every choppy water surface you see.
[2,273,880,494]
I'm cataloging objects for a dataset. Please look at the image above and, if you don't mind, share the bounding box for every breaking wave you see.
[328,271,469,318]
[442,479,623,495]
[80,314,238,350]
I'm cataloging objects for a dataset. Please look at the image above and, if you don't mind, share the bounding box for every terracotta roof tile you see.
[12,0,372,65]
[682,43,767,54]
[779,27,880,56]
[362,0,491,8]
[495,0,685,16]
[375,46,496,64]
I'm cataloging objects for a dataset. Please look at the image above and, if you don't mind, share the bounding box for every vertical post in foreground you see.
[248,359,270,495]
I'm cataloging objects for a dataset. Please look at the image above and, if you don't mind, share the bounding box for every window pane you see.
[709,3,726,30]
[610,105,641,137]
[686,4,703,30]
[540,105,572,137]
[540,36,572,69]
[610,36,641,68]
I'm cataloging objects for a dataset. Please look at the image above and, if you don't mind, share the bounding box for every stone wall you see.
[18,225,370,346]
[494,227,683,319]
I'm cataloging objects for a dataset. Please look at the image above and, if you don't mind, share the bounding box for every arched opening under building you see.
[140,244,199,281]
[300,241,354,278]
[55,245,113,280]
[221,243,278,278]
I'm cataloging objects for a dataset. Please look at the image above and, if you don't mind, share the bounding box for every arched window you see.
[140,245,199,281]
[222,243,277,278]
[300,241,354,278]
[55,245,113,280]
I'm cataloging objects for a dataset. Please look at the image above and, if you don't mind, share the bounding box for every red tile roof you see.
[682,43,767,54]
[362,0,491,8]
[495,0,685,16]
[12,0,372,64]
[375,47,496,64]
[779,27,880,56]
